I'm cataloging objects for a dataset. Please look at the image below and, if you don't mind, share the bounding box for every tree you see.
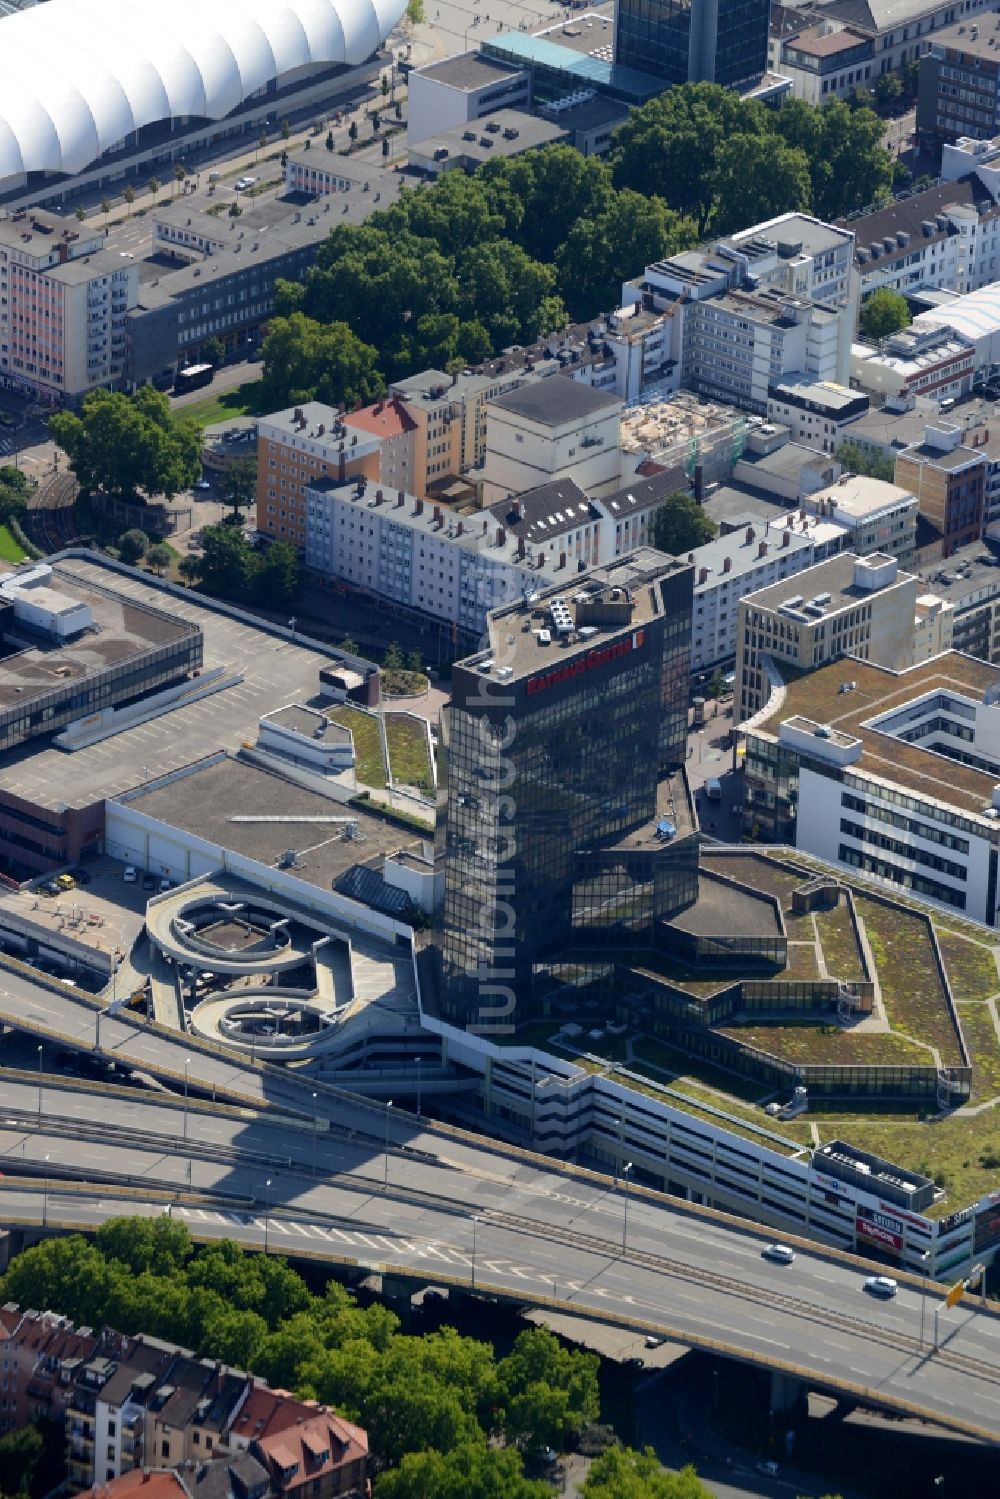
[173,163,186,196]
[198,525,258,600]
[229,202,242,219]
[497,1328,599,1450]
[835,441,896,482]
[146,543,172,576]
[874,70,903,107]
[260,312,384,410]
[384,641,404,673]
[221,453,257,517]
[178,553,202,586]
[123,185,136,217]
[201,336,225,368]
[710,134,811,236]
[859,286,911,340]
[100,195,111,224]
[326,130,334,152]
[556,191,696,319]
[95,1214,192,1275]
[118,529,150,565]
[0,1425,44,1495]
[258,540,300,609]
[382,136,390,161]
[281,119,292,141]
[582,1447,712,1498]
[651,491,716,556]
[377,1443,548,1499]
[340,636,359,655]
[406,0,425,21]
[75,205,86,223]
[382,75,391,98]
[406,647,423,675]
[349,120,358,143]
[148,176,161,200]
[50,387,201,501]
[708,667,727,701]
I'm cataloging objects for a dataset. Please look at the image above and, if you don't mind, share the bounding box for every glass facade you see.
[615,0,770,88]
[438,565,693,1031]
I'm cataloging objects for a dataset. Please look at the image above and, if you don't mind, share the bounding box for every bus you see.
[173,363,213,396]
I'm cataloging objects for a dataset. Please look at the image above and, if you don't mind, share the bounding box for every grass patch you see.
[823,1112,1000,1212]
[938,930,998,1004]
[385,713,434,791]
[706,853,806,904]
[814,903,866,983]
[857,896,964,1065]
[784,942,821,981]
[0,524,27,562]
[325,705,386,788]
[179,380,265,430]
[721,1019,930,1066]
[956,1002,1000,1101]
[629,953,732,998]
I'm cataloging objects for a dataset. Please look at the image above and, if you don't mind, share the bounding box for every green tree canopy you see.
[497,1327,599,1449]
[710,134,812,236]
[200,336,225,368]
[146,542,172,575]
[582,1447,712,1498]
[260,312,384,410]
[50,386,201,500]
[376,1442,548,1499]
[651,491,717,555]
[0,1424,44,1496]
[118,529,150,565]
[220,454,258,516]
[835,441,896,482]
[859,286,911,340]
[556,191,696,320]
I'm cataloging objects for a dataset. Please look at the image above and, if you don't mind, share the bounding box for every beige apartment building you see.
[255,402,381,548]
[735,552,939,722]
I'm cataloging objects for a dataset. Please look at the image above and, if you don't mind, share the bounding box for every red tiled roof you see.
[255,1409,368,1490]
[89,1471,188,1499]
[344,397,417,440]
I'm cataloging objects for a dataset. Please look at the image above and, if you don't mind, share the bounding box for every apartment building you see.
[389,365,540,473]
[772,22,875,102]
[690,520,817,673]
[895,419,986,554]
[0,209,136,404]
[736,552,928,720]
[482,379,623,502]
[918,14,1000,144]
[767,379,869,455]
[770,0,990,91]
[806,473,919,562]
[847,174,1000,302]
[631,213,857,416]
[255,403,381,548]
[914,540,1000,660]
[252,1406,369,1499]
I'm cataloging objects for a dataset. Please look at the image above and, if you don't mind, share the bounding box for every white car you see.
[864,1274,898,1298]
[234,176,256,191]
[194,479,211,491]
[762,1243,795,1264]
[123,865,138,883]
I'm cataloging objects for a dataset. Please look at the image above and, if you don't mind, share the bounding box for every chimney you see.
[512,499,523,520]
[517,536,525,559]
[415,499,423,515]
[745,525,755,544]
[456,520,463,536]
[699,566,709,584]
[482,518,488,535]
[799,507,807,521]
[396,490,404,507]
[694,463,704,504]
[375,488,384,505]
[317,424,325,437]
[782,530,791,548]
[496,526,506,546]
[687,552,694,564]
[434,504,442,526]
[758,540,768,558]
[723,556,732,573]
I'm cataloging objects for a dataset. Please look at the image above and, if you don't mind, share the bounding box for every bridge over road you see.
[0,1075,999,1444]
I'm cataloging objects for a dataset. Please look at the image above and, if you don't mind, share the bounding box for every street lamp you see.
[416,1056,422,1117]
[182,1057,191,1143]
[37,1044,43,1124]
[42,1153,50,1228]
[312,1092,319,1174]
[264,1177,272,1254]
[918,1250,931,1346]
[621,1161,633,1253]
[471,1214,480,1291]
[383,1100,393,1188]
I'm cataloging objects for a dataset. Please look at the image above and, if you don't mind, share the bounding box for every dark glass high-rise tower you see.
[615,0,771,89]
[436,551,696,1034]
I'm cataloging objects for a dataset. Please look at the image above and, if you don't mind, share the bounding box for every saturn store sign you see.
[856,1205,904,1253]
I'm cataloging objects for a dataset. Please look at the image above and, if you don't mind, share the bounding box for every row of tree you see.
[0,1221,713,1497]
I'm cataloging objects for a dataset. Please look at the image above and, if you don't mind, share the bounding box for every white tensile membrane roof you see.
[0,0,405,183]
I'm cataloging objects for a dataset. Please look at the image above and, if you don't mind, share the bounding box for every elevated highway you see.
[1,1071,999,1444]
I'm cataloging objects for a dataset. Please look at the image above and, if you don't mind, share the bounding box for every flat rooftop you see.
[668,871,782,938]
[470,547,690,685]
[414,50,525,90]
[410,109,568,166]
[745,551,910,615]
[126,755,417,892]
[489,376,620,427]
[812,474,916,519]
[0,557,336,812]
[914,544,1000,606]
[0,567,196,710]
[753,652,1000,815]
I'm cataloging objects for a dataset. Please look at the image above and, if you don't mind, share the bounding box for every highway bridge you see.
[1,1050,999,1445]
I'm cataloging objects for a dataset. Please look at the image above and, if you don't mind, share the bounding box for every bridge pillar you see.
[770,1369,807,1414]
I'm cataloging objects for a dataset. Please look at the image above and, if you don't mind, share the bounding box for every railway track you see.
[27,471,82,553]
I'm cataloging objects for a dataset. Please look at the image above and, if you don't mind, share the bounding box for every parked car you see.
[644,1334,665,1348]
[194,479,212,490]
[762,1243,796,1265]
[38,878,60,897]
[141,873,157,891]
[56,872,76,890]
[123,866,138,883]
[864,1275,898,1298]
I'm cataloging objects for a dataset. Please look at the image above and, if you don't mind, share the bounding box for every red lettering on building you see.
[526,628,646,696]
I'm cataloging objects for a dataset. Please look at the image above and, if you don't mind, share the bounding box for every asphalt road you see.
[1,1046,999,1441]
